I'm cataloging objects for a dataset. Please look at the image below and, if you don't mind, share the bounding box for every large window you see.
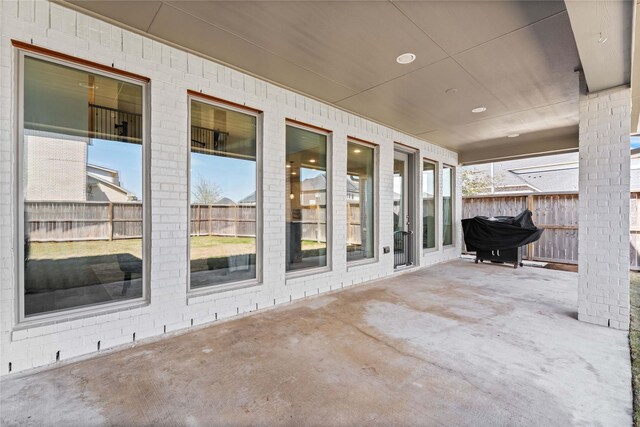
[422,160,437,250]
[20,55,146,317]
[443,165,454,246]
[347,141,375,262]
[189,98,258,289]
[286,124,329,272]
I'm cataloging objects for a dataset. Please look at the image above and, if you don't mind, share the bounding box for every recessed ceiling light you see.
[471,106,487,113]
[507,133,520,138]
[354,149,361,153]
[285,164,291,168]
[445,88,458,94]
[396,53,416,64]
[291,172,297,175]
[309,159,316,163]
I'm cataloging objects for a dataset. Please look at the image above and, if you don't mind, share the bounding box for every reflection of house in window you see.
[300,174,327,206]
[238,191,256,205]
[214,197,236,206]
[24,132,136,202]
[240,176,358,207]
[87,164,137,202]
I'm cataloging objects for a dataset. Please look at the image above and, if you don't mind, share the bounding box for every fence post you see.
[108,202,114,241]
[209,205,212,236]
[235,205,239,237]
[527,195,534,260]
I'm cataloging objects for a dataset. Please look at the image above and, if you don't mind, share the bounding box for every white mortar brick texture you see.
[578,80,631,331]
[0,0,460,375]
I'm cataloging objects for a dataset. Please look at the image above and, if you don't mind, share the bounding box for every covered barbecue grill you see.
[462,210,544,268]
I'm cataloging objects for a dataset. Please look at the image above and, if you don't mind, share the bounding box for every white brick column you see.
[578,80,631,330]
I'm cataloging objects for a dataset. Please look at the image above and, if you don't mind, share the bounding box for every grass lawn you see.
[631,272,640,426]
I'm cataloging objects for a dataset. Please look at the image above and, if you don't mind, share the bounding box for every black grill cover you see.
[462,209,544,251]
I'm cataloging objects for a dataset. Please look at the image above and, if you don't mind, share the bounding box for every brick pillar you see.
[578,79,631,330]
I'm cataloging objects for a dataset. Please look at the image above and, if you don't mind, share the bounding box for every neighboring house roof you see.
[346,177,358,193]
[87,163,120,186]
[239,191,256,204]
[510,167,579,193]
[215,197,236,205]
[467,152,640,194]
[87,172,137,200]
[301,174,327,192]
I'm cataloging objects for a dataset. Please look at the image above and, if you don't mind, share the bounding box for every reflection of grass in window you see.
[29,237,325,261]
[28,239,143,260]
[301,240,326,250]
[191,235,255,259]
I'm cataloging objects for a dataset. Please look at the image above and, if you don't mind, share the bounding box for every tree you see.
[192,177,222,204]
[462,169,503,197]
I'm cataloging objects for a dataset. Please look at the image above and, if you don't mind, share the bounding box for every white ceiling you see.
[62,0,618,162]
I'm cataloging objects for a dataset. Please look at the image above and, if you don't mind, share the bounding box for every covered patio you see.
[1,260,630,426]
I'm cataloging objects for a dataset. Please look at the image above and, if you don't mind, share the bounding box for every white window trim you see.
[346,138,379,266]
[186,95,263,294]
[15,50,151,325]
[422,158,439,254]
[443,163,456,248]
[284,120,333,280]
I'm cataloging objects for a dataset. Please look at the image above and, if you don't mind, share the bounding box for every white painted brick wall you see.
[578,79,631,331]
[0,0,461,375]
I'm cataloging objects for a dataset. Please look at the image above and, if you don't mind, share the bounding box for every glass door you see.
[393,151,412,268]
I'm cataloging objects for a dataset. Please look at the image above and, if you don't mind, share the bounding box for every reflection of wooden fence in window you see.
[463,192,640,270]
[26,201,365,245]
[347,202,361,245]
[25,201,142,242]
[190,204,256,237]
[298,205,327,243]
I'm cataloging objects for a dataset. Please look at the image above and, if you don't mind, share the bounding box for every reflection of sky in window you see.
[422,170,435,195]
[632,135,640,149]
[191,153,256,202]
[443,168,452,196]
[87,139,142,197]
[393,175,402,195]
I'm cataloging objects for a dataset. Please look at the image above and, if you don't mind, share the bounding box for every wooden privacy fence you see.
[191,204,257,237]
[26,201,142,242]
[26,201,365,245]
[463,192,640,270]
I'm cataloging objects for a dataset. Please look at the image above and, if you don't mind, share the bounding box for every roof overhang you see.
[56,1,632,163]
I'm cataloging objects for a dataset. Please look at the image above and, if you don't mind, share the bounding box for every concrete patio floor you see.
[0,260,632,426]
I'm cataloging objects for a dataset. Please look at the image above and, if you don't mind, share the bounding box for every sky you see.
[88,140,257,201]
[632,135,640,149]
[191,153,256,201]
[88,139,142,197]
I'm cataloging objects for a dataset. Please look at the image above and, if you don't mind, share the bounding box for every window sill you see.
[422,247,439,255]
[285,266,332,284]
[14,298,149,333]
[187,279,262,303]
[347,258,378,271]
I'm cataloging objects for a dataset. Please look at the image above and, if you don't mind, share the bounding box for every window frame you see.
[422,158,439,254]
[346,137,379,267]
[284,120,333,279]
[442,163,456,248]
[15,48,151,325]
[186,93,264,295]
